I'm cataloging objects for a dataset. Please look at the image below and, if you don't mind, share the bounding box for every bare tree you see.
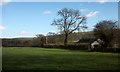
[51,8,87,46]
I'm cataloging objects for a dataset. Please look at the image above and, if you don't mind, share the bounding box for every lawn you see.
[2,47,120,71]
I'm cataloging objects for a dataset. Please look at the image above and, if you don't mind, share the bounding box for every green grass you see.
[2,47,120,70]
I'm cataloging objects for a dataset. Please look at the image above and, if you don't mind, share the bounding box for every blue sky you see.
[0,1,118,38]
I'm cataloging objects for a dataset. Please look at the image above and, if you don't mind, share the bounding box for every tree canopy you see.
[94,20,118,47]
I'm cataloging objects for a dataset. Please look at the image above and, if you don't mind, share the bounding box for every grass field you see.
[2,47,120,71]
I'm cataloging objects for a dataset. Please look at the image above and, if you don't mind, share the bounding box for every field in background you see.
[2,47,120,70]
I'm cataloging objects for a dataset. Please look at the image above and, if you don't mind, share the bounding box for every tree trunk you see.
[64,34,68,46]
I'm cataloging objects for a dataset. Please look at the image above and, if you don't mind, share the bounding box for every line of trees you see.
[2,31,94,47]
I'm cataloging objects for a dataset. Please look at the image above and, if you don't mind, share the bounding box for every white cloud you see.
[89,26,94,29]
[43,11,52,14]
[86,11,99,17]
[0,0,11,5]
[20,31,30,34]
[0,25,5,32]
[80,9,88,12]
[98,0,108,3]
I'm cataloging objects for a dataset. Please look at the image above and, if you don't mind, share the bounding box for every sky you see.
[0,0,119,38]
